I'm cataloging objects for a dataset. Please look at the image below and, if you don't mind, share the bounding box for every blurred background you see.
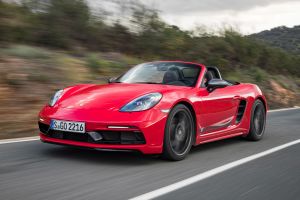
[0,0,299,139]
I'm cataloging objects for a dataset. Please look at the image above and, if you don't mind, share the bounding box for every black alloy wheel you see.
[163,104,195,161]
[246,99,266,141]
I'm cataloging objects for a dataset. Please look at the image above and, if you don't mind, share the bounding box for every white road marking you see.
[0,106,299,145]
[268,106,299,113]
[130,139,300,200]
[0,136,39,144]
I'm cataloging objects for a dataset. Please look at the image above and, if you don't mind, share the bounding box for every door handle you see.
[233,96,240,100]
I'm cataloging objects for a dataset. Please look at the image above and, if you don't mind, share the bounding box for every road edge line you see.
[129,139,300,200]
[0,136,39,144]
[268,106,299,113]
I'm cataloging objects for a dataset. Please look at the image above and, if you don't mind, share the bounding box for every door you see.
[197,85,240,134]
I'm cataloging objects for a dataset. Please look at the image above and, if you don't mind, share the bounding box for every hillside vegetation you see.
[0,0,300,139]
[251,26,300,54]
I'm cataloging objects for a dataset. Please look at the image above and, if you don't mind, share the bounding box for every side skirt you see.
[194,126,247,146]
[197,132,244,145]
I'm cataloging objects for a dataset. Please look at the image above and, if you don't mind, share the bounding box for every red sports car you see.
[38,61,267,160]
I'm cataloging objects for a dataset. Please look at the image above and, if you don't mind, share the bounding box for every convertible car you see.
[38,61,267,160]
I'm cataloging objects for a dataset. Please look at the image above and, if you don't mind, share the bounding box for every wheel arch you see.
[256,96,268,112]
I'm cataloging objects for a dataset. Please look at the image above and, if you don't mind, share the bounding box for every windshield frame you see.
[115,61,203,87]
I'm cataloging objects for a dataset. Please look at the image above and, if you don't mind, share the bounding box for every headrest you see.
[205,71,213,81]
[163,68,180,83]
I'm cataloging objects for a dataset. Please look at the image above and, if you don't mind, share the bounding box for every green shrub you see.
[249,67,267,83]
[86,54,101,73]
[3,45,51,59]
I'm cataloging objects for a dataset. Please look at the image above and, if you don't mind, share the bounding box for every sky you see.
[8,0,300,34]
[142,0,300,34]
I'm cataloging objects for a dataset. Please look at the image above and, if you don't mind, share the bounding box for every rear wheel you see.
[246,99,266,141]
[162,104,195,161]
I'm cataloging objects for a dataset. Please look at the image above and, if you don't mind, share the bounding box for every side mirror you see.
[108,77,117,83]
[207,79,229,92]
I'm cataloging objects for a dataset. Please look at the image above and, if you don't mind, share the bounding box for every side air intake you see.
[236,100,247,123]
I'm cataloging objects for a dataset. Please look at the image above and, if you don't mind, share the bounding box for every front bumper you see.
[40,133,162,154]
[38,107,168,154]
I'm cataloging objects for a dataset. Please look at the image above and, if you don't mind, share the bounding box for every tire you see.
[162,104,195,161]
[245,99,266,141]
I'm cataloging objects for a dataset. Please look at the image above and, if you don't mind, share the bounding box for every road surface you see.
[0,108,299,200]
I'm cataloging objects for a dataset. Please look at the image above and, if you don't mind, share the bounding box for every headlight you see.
[120,93,162,112]
[49,89,63,106]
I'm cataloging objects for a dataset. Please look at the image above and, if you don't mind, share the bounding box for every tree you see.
[36,0,91,48]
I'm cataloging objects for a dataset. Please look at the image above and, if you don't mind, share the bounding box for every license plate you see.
[50,120,85,133]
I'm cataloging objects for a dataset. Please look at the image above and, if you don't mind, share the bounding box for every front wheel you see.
[245,99,266,141]
[162,104,195,161]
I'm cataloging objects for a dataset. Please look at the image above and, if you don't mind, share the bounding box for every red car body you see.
[39,61,267,154]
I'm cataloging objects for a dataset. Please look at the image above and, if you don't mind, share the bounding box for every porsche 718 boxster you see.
[38,61,267,160]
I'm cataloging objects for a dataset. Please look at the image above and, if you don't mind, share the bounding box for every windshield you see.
[117,62,201,87]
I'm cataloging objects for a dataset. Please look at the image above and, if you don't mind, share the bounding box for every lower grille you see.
[38,122,49,134]
[38,122,145,144]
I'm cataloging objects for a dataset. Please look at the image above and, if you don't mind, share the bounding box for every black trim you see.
[236,100,247,123]
[202,117,233,132]
[40,139,140,153]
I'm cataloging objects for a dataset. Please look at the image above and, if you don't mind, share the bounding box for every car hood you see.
[58,83,187,110]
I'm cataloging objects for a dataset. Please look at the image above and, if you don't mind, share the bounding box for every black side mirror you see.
[207,79,229,92]
[108,77,117,83]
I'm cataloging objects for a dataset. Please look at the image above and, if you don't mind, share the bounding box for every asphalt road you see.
[0,109,299,200]
[157,143,300,200]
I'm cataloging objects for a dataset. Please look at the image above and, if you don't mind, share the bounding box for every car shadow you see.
[41,144,161,166]
[40,137,247,166]
[190,137,246,154]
